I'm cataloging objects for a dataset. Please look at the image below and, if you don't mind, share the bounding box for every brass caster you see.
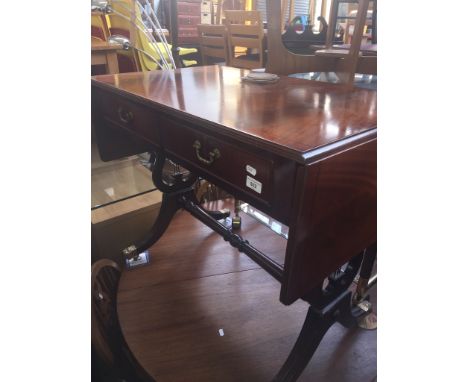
[123,247,150,269]
[122,244,138,260]
[232,216,241,230]
[356,300,377,330]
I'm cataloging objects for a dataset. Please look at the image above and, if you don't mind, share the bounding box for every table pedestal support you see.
[273,291,355,382]
[122,150,376,382]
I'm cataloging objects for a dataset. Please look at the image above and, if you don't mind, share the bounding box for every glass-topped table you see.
[289,72,377,90]
[91,134,156,210]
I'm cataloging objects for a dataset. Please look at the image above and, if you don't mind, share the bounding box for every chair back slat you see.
[230,36,261,49]
[224,10,266,69]
[200,35,226,48]
[197,24,229,65]
[229,24,263,37]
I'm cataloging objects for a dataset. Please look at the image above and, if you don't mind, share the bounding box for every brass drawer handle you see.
[118,107,134,124]
[192,140,221,165]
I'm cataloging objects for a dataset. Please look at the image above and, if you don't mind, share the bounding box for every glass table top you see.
[288,72,377,90]
[91,137,156,210]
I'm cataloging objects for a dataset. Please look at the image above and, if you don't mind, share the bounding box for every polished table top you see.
[92,65,376,163]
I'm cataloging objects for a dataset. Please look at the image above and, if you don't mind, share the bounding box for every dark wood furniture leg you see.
[122,150,236,260]
[122,149,375,381]
[273,252,373,382]
[122,150,196,260]
[273,291,354,382]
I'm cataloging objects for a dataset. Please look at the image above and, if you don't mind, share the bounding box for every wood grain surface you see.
[92,66,376,163]
[283,138,377,303]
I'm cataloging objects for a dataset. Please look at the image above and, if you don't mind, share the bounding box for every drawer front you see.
[99,92,161,147]
[179,27,198,36]
[201,13,212,24]
[178,15,201,26]
[201,1,211,13]
[162,119,274,204]
[177,2,201,15]
[178,27,199,44]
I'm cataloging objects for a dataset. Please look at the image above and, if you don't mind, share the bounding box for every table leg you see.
[122,192,182,260]
[105,51,120,74]
[120,149,376,381]
[273,291,354,382]
[122,151,197,261]
[273,251,375,382]
[121,149,239,261]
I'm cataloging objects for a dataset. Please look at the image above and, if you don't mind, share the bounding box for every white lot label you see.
[246,175,262,194]
[246,165,257,176]
[126,251,150,269]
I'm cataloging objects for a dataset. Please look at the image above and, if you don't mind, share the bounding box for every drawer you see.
[177,2,201,15]
[178,15,201,26]
[179,37,200,44]
[162,120,274,204]
[178,27,199,44]
[179,27,198,37]
[201,12,212,24]
[99,91,161,147]
[201,1,212,13]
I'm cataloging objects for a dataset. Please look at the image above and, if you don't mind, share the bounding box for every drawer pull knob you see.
[118,107,134,124]
[193,140,221,165]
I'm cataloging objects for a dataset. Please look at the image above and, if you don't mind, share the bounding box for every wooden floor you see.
[117,200,377,382]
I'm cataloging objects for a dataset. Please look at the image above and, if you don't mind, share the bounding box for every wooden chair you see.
[224,10,266,69]
[197,24,229,65]
[317,0,373,85]
[265,0,376,88]
[216,0,246,25]
[91,11,110,41]
[91,259,144,381]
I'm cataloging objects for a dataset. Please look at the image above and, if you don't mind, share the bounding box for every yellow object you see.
[107,0,197,71]
[91,12,110,41]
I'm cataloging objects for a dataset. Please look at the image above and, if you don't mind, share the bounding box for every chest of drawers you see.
[176,0,202,44]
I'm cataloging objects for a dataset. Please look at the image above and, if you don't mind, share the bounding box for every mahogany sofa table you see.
[91,65,377,381]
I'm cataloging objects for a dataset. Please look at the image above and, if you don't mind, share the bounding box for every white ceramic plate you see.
[245,72,279,81]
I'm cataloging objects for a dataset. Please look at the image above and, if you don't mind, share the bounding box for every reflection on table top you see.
[92,66,377,162]
[289,72,377,90]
